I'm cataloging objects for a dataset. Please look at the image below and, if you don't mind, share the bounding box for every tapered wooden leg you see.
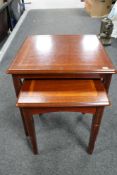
[23,109,38,154]
[103,74,112,93]
[12,75,22,97]
[87,107,104,154]
[20,108,29,136]
[12,75,29,136]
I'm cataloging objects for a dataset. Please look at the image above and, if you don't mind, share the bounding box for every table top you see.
[7,35,116,74]
[17,79,109,107]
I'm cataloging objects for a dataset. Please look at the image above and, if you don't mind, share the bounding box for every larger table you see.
[7,35,116,150]
[7,35,116,90]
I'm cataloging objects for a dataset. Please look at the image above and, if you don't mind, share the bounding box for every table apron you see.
[12,73,103,79]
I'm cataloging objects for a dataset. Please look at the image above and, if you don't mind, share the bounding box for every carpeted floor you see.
[0,9,117,175]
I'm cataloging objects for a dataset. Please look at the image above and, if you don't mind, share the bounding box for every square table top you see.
[7,35,116,74]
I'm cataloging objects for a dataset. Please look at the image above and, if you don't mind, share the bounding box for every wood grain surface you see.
[7,35,116,74]
[17,79,109,107]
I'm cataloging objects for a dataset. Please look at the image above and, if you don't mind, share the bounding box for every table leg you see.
[23,109,38,154]
[87,107,104,154]
[12,75,23,97]
[103,74,112,93]
[12,75,29,136]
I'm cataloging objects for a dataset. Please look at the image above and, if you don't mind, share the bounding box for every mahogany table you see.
[7,35,116,151]
[7,35,116,90]
[16,79,109,154]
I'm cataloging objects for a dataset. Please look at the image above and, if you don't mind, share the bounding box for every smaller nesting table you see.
[17,79,109,154]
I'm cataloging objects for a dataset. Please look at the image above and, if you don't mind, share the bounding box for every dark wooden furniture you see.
[5,0,25,29]
[17,79,109,154]
[0,0,25,44]
[7,35,116,154]
[0,2,9,41]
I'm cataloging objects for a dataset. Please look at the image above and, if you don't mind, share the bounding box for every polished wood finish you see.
[17,79,109,107]
[7,35,116,74]
[23,110,38,154]
[22,107,96,115]
[12,75,22,97]
[87,107,104,154]
[12,75,29,136]
[17,79,109,154]
[7,35,116,154]
[7,35,116,99]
